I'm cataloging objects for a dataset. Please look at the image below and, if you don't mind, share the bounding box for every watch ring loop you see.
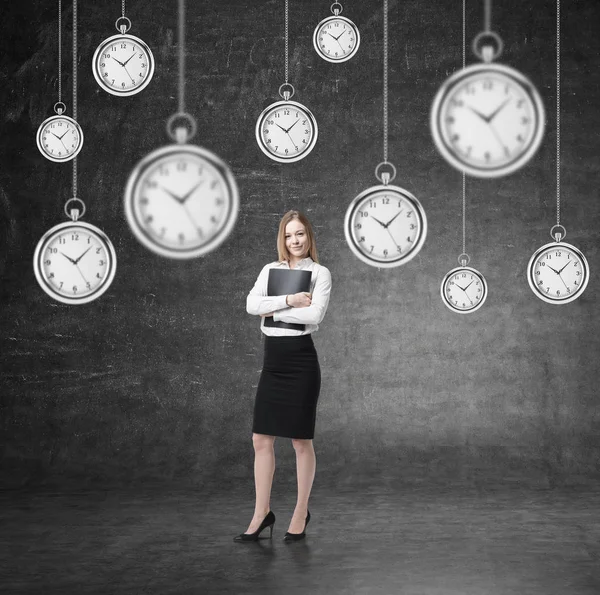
[115,16,132,33]
[331,2,343,15]
[550,224,567,242]
[278,83,295,100]
[472,31,504,61]
[374,161,397,184]
[54,101,67,115]
[458,253,471,267]
[64,197,86,220]
[166,112,197,143]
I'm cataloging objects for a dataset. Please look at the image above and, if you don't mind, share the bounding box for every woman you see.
[234,210,332,543]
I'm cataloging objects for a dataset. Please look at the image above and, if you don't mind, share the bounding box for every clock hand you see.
[467,105,489,122]
[557,261,572,275]
[334,30,347,41]
[546,264,561,275]
[73,246,93,265]
[383,210,404,228]
[111,56,126,67]
[180,181,205,204]
[122,51,137,67]
[160,186,185,203]
[122,64,136,85]
[463,280,474,292]
[57,130,69,140]
[557,274,570,292]
[60,251,77,265]
[75,263,90,286]
[327,32,338,40]
[454,283,467,292]
[285,131,299,151]
[370,216,387,228]
[286,119,300,133]
[274,122,287,133]
[485,98,511,123]
[487,122,508,151]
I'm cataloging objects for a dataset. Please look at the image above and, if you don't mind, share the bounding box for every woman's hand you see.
[286,292,312,308]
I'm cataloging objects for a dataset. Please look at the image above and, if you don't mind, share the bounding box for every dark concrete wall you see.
[1,0,599,488]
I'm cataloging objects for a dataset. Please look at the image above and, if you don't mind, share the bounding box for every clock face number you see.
[93,34,154,95]
[346,188,426,266]
[40,119,81,159]
[132,152,231,253]
[313,16,360,63]
[38,227,112,299]
[533,249,583,299]
[256,101,318,162]
[431,63,545,177]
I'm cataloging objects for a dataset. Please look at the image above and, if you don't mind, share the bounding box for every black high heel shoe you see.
[233,511,276,542]
[283,509,310,542]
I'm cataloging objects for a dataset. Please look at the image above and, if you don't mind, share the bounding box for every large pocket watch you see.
[255,84,318,163]
[344,163,427,268]
[527,226,589,304]
[33,198,117,304]
[92,16,155,96]
[36,102,84,163]
[430,32,545,178]
[124,114,239,259]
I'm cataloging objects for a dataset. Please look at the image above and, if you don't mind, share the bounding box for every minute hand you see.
[485,98,511,123]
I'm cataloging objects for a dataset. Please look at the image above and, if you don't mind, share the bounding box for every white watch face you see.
[344,185,427,268]
[36,116,83,162]
[92,34,154,96]
[441,266,488,313]
[255,100,318,162]
[527,242,589,304]
[313,16,360,63]
[124,144,239,259]
[431,63,545,177]
[33,222,117,304]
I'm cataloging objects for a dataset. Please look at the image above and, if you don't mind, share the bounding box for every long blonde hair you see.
[276,210,320,264]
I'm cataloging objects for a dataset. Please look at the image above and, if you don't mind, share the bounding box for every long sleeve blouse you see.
[246,257,332,336]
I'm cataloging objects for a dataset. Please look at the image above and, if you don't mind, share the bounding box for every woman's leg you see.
[245,433,276,533]
[287,438,316,533]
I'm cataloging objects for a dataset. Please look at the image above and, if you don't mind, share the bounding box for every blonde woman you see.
[234,210,332,543]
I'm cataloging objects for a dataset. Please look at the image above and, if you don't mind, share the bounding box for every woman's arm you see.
[272,267,332,325]
[246,265,290,316]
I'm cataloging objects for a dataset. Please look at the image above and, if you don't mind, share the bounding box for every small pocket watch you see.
[313,2,360,63]
[527,226,589,304]
[256,84,318,163]
[124,113,239,259]
[430,32,545,178]
[441,255,488,314]
[36,102,84,162]
[344,163,427,268]
[33,198,117,304]
[92,16,154,96]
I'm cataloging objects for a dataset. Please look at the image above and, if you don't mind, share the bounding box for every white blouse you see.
[246,256,332,336]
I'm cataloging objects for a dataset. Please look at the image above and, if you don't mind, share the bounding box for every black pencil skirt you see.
[252,334,321,439]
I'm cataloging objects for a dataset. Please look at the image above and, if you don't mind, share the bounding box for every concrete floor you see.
[1,480,599,595]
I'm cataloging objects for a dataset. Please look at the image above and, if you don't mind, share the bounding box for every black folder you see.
[263,268,312,330]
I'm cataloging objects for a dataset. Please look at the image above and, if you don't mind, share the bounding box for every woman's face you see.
[285,219,308,259]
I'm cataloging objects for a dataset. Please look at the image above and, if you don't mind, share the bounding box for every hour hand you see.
[467,105,489,122]
[370,215,387,228]
[160,186,184,203]
[546,264,561,274]
[60,251,77,265]
[111,56,125,67]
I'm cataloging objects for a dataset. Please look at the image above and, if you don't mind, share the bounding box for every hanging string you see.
[122,0,126,18]
[556,0,561,227]
[462,0,466,256]
[383,0,388,163]
[285,0,289,85]
[483,0,492,33]
[72,0,77,198]
[178,0,185,113]
[58,0,62,104]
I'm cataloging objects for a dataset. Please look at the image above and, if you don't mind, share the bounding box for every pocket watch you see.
[33,199,117,304]
[313,2,360,63]
[255,84,318,163]
[36,102,84,162]
[344,163,427,268]
[430,33,545,178]
[124,114,239,259]
[441,256,488,314]
[92,17,154,96]
[527,226,589,304]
